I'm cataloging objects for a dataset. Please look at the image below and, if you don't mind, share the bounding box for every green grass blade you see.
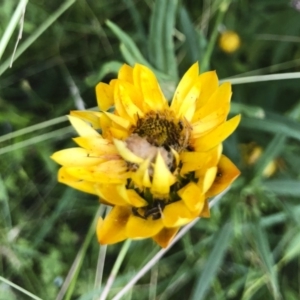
[240,113,300,141]
[106,20,150,66]
[262,180,300,197]
[148,0,178,78]
[178,6,200,64]
[85,61,123,86]
[0,0,76,76]
[190,222,232,300]
[251,222,281,299]
[0,276,42,300]
[0,0,28,60]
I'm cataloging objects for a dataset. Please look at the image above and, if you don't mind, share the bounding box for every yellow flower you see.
[242,143,277,178]
[51,63,241,248]
[219,30,241,53]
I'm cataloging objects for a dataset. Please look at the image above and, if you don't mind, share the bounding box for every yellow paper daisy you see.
[51,62,241,248]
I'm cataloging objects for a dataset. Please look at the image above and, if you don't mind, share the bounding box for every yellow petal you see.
[198,167,218,193]
[103,112,131,129]
[68,115,101,137]
[193,82,231,121]
[113,139,143,164]
[193,114,241,152]
[109,127,130,139]
[199,199,210,218]
[118,64,133,83]
[178,182,205,212]
[97,206,131,245]
[73,137,117,154]
[126,215,164,238]
[58,167,97,195]
[179,151,211,175]
[96,184,130,206]
[126,189,148,207]
[163,201,196,227]
[133,64,167,112]
[66,161,128,184]
[151,151,176,195]
[152,227,179,248]
[131,159,151,188]
[51,148,104,167]
[70,111,101,129]
[95,82,114,111]
[195,71,219,110]
[206,155,240,198]
[192,104,230,138]
[171,62,199,114]
[115,82,144,122]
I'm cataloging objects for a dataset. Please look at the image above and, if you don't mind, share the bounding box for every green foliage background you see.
[1,0,300,299]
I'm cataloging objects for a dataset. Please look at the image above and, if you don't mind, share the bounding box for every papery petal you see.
[195,71,219,110]
[152,227,179,248]
[70,111,101,129]
[113,139,143,164]
[193,82,231,122]
[163,201,196,228]
[103,112,131,129]
[95,82,114,111]
[206,155,240,197]
[178,182,205,212]
[126,215,164,238]
[97,206,131,245]
[199,199,210,218]
[126,189,148,207]
[115,82,144,122]
[152,151,176,195]
[198,167,218,193]
[96,184,130,206]
[68,115,100,137]
[133,64,167,112]
[73,137,117,154]
[193,115,241,151]
[118,64,133,83]
[171,62,199,114]
[51,148,104,167]
[58,167,97,195]
[131,159,151,188]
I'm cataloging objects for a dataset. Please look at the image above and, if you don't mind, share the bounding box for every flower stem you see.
[200,0,230,72]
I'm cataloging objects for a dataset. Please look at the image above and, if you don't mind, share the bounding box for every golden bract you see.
[51,63,241,248]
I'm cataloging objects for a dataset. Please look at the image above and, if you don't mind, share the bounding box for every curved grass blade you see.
[190,222,232,300]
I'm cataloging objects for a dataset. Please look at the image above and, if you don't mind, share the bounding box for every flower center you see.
[132,110,191,152]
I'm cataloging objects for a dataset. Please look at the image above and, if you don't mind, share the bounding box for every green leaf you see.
[106,20,150,67]
[190,223,232,300]
[85,61,123,86]
[178,6,200,64]
[240,112,300,141]
[148,0,178,79]
[262,180,300,197]
[251,222,281,299]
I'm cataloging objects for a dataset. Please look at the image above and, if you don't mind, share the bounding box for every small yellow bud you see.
[219,30,241,53]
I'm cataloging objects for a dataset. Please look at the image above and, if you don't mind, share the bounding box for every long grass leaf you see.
[0,0,28,60]
[190,222,232,300]
[0,0,76,76]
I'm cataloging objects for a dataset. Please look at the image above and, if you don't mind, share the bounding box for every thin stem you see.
[0,275,42,300]
[112,188,230,300]
[99,239,132,300]
[201,0,230,72]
